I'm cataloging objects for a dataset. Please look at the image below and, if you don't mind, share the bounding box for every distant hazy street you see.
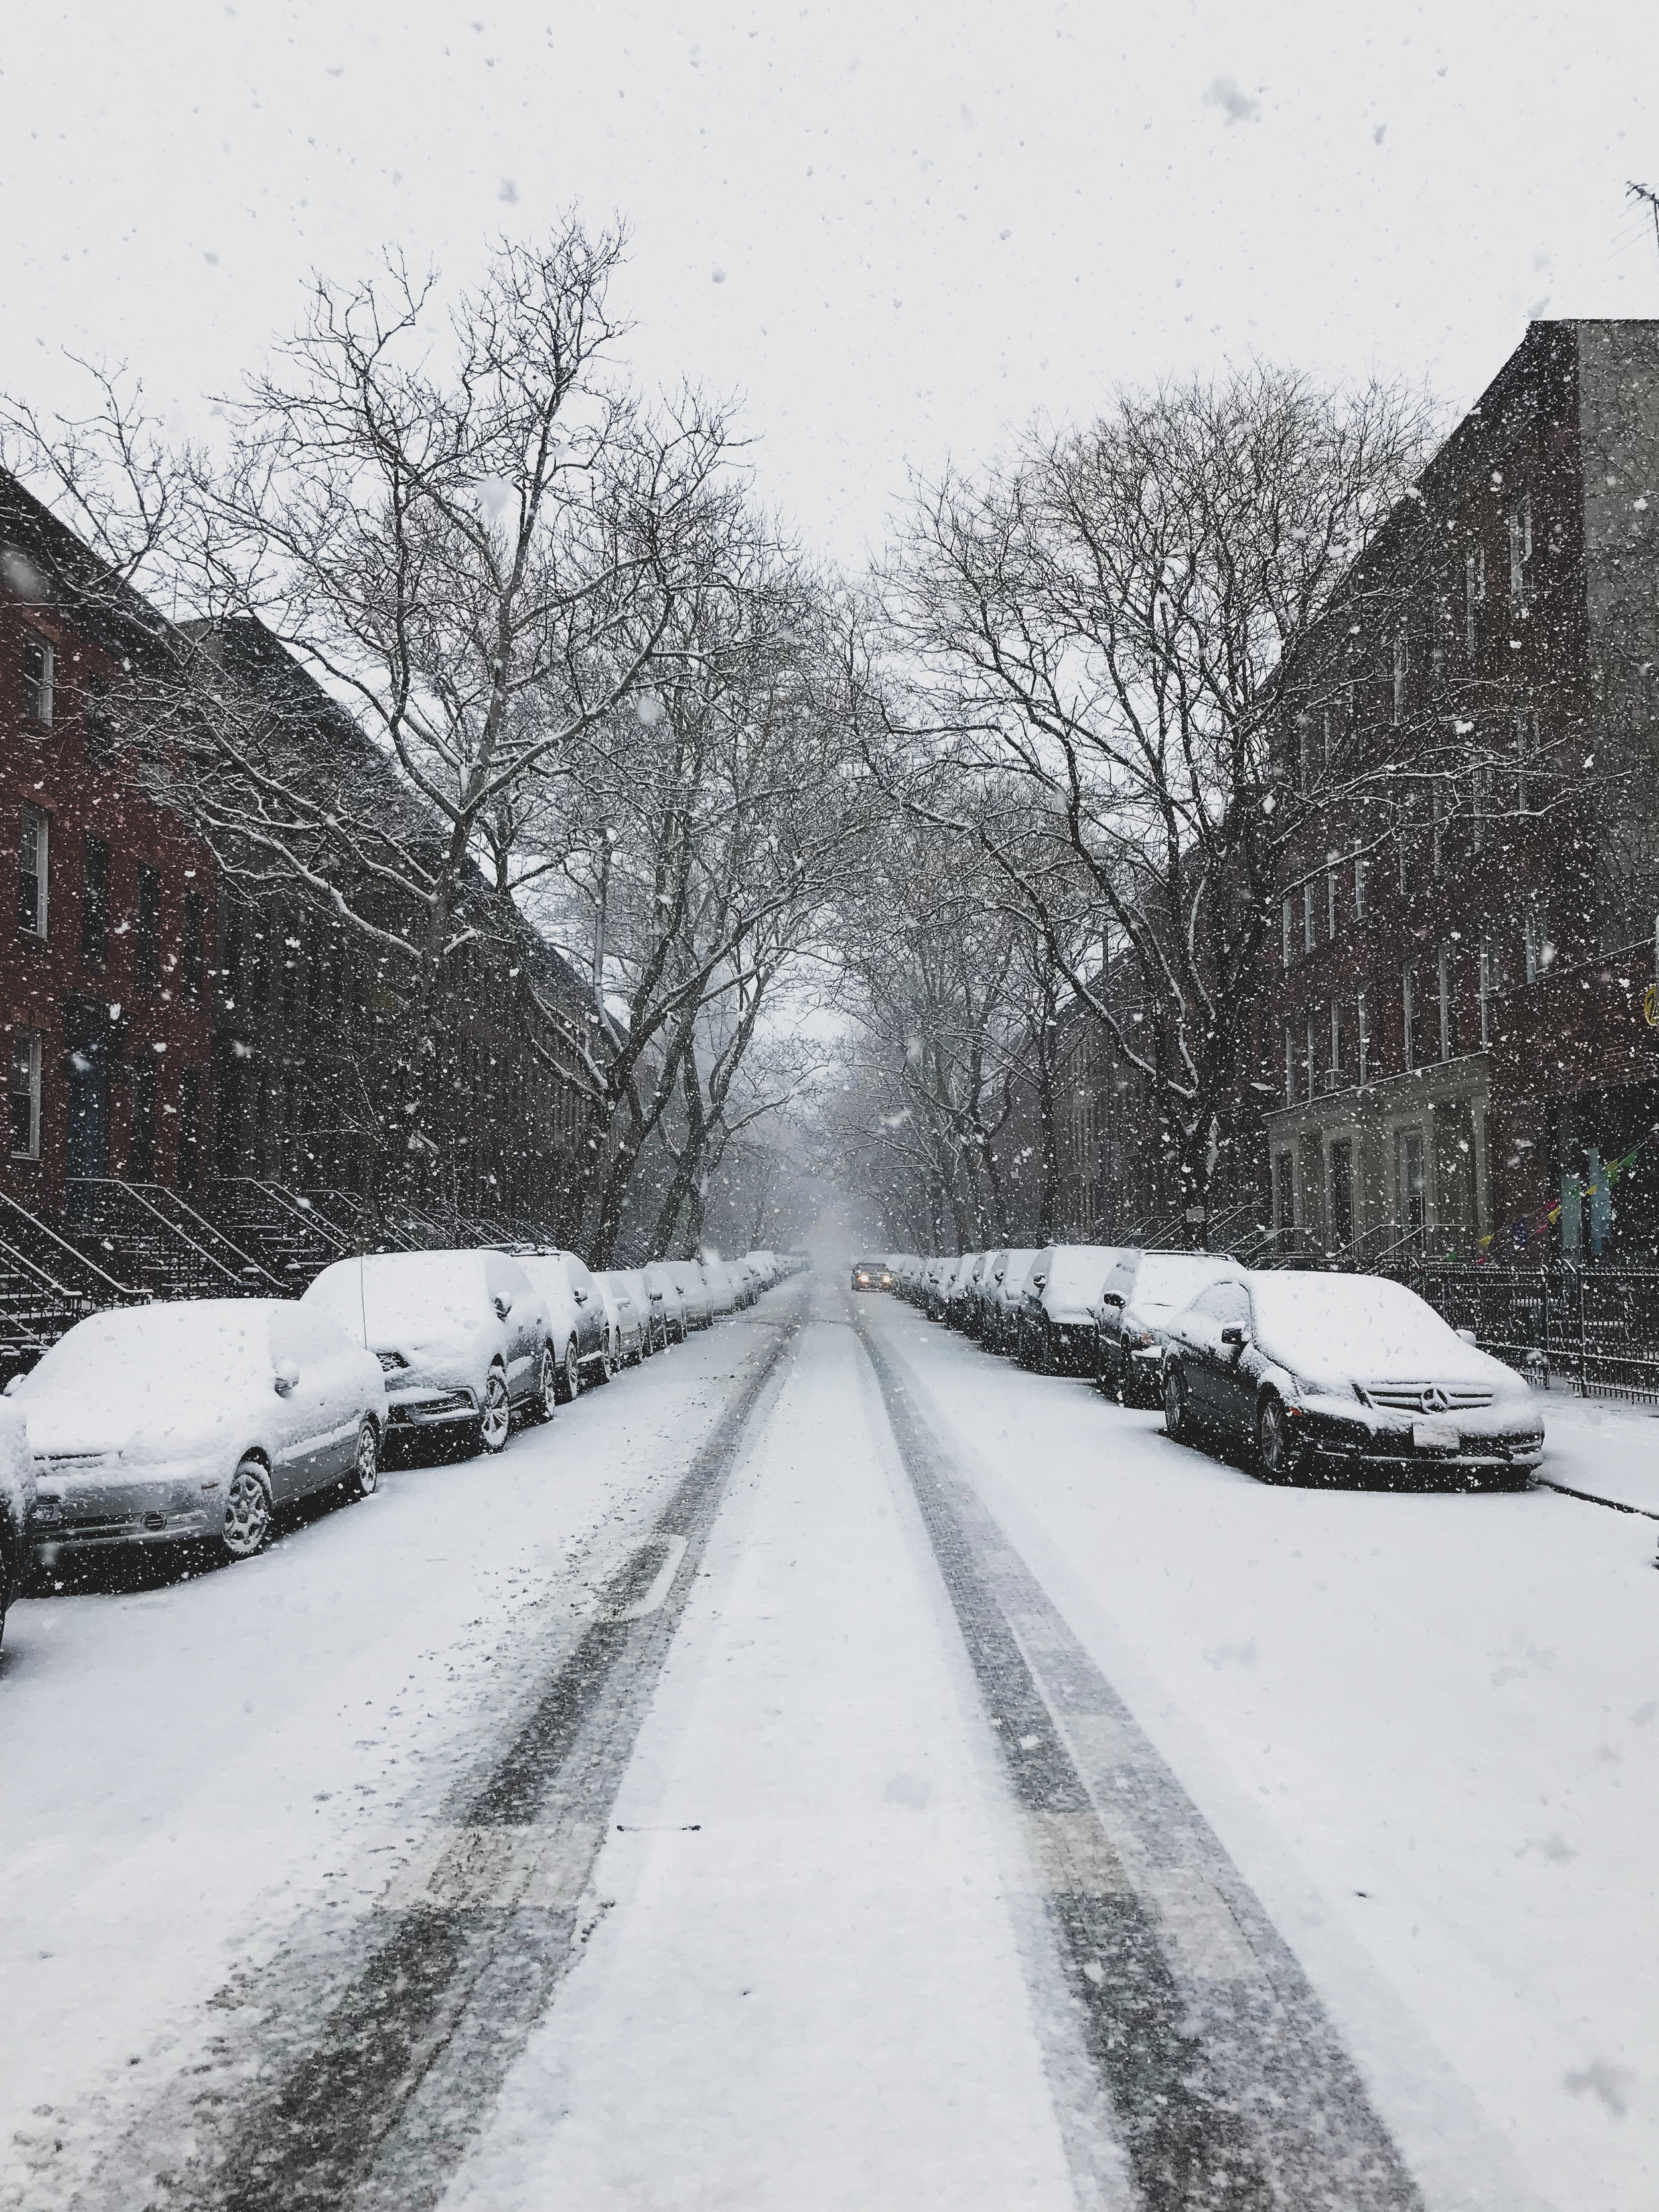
[3,1274,1654,2211]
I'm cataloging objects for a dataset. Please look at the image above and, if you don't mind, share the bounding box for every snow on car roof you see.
[307,1250,484,1335]
[17,1300,273,1398]
[1130,1253,1235,1309]
[1043,1246,1121,1300]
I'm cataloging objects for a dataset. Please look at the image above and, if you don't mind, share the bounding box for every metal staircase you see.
[65,1179,281,1301]
[208,1178,354,1286]
[0,1191,147,1382]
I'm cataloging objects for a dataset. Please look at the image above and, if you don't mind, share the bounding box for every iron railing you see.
[1401,1260,1659,1403]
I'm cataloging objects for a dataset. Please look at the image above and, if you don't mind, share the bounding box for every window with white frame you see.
[1281,896,1293,970]
[1524,901,1546,984]
[1508,492,1533,612]
[1465,543,1485,655]
[9,1030,41,1158]
[1303,879,1317,954]
[18,808,48,937]
[1296,716,1313,792]
[1438,942,1459,1060]
[1283,1023,1294,1104]
[1330,997,1345,1080]
[1479,925,1498,1046]
[1305,1011,1317,1102]
[1353,840,1368,921]
[22,634,54,725]
[1356,990,1370,1084]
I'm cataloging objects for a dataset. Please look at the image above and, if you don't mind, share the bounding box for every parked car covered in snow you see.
[10,1299,384,1565]
[593,1271,649,1369]
[665,1261,714,1331]
[613,1266,670,1353]
[981,1248,1039,1353]
[962,1250,1004,1339]
[0,1400,37,1645]
[703,1261,739,1317]
[508,1249,610,1400]
[1159,1269,1546,1487]
[305,1248,552,1456]
[1015,1244,1123,1374]
[645,1263,689,1342]
[1096,1250,1240,1406]
[944,1254,985,1329]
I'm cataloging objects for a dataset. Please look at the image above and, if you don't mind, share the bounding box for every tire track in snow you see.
[853,1311,1425,2212]
[64,1308,804,2212]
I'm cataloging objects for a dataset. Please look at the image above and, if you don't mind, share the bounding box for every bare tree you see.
[869,366,1437,1231]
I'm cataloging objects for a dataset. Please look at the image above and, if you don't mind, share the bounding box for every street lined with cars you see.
[3,1259,1652,2212]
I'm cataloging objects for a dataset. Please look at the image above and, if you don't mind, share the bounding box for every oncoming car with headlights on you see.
[851,1258,894,1291]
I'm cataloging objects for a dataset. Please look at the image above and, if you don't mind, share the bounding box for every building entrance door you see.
[1329,1138,1354,1248]
[65,1014,109,1185]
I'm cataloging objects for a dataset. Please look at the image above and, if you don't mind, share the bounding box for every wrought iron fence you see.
[1401,1261,1659,1404]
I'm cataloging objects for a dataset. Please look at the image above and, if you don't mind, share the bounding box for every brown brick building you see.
[1262,320,1659,1264]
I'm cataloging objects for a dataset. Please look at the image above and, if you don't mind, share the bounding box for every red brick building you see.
[3,488,217,1225]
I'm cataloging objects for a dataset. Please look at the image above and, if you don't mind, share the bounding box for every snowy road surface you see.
[1,1276,1654,2210]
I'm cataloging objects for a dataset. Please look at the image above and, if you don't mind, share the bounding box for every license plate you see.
[1412,1420,1461,1452]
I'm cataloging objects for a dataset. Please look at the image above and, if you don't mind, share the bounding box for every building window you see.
[1479,926,1498,1047]
[1437,943,1459,1061]
[1353,841,1368,921]
[1281,897,1293,971]
[1514,708,1538,813]
[1392,632,1409,725]
[1302,880,1316,954]
[9,1030,42,1158]
[1403,965,1419,1070]
[1524,901,1546,984]
[1296,715,1313,792]
[85,678,115,763]
[1465,544,1485,656]
[1508,492,1533,612]
[1275,1151,1295,1232]
[1305,1011,1317,1102]
[18,808,49,937]
[22,634,54,725]
[129,1061,157,1182]
[135,865,162,989]
[1356,990,1371,1085]
[1283,1023,1295,1105]
[81,832,111,966]
[1326,857,1339,940]
[1330,998,1346,1081]
[182,889,206,1000]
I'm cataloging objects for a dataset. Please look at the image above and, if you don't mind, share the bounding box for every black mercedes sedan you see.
[1159,1270,1545,1488]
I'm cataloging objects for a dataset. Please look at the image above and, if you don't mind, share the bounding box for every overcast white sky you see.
[2,2,1656,565]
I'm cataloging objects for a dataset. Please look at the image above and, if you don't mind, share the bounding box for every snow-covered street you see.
[2,1274,1656,2211]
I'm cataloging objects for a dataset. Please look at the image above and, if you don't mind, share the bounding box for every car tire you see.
[1039,1323,1058,1376]
[594,1339,616,1384]
[1254,1393,1300,1483]
[219,1457,273,1560]
[478,1366,512,1454]
[532,1343,558,1423]
[1163,1363,1192,1443]
[555,1337,581,1405]
[344,1418,381,1499]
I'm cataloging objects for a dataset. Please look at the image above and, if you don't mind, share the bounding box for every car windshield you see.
[19,1304,267,1402]
[1132,1256,1228,1311]
[1249,1273,1470,1372]
[999,1251,1037,1293]
[313,1255,480,1339]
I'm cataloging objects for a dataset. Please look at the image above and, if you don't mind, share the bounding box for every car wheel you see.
[344,1418,380,1499]
[532,1343,558,1423]
[556,1337,581,1405]
[478,1366,512,1454]
[220,1457,273,1560]
[594,1337,616,1384]
[1163,1363,1191,1443]
[1255,1393,1299,1483]
[1039,1323,1058,1376]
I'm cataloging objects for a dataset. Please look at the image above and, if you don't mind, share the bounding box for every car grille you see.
[1362,1384,1496,1413]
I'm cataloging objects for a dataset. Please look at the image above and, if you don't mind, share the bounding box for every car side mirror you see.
[1032,1274,1046,1290]
[573,1288,589,1303]
[2,1374,21,1396]
[1220,1326,1245,1348]
[1456,1327,1477,1346]
[494,1295,514,1320]
[273,1358,301,1396]
[1101,1292,1124,1309]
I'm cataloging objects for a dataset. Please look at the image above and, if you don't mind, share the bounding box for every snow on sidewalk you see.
[1536,1388,1659,1517]
[440,1308,1093,2212]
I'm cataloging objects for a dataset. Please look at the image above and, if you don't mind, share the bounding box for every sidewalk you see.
[1540,1390,1659,1517]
